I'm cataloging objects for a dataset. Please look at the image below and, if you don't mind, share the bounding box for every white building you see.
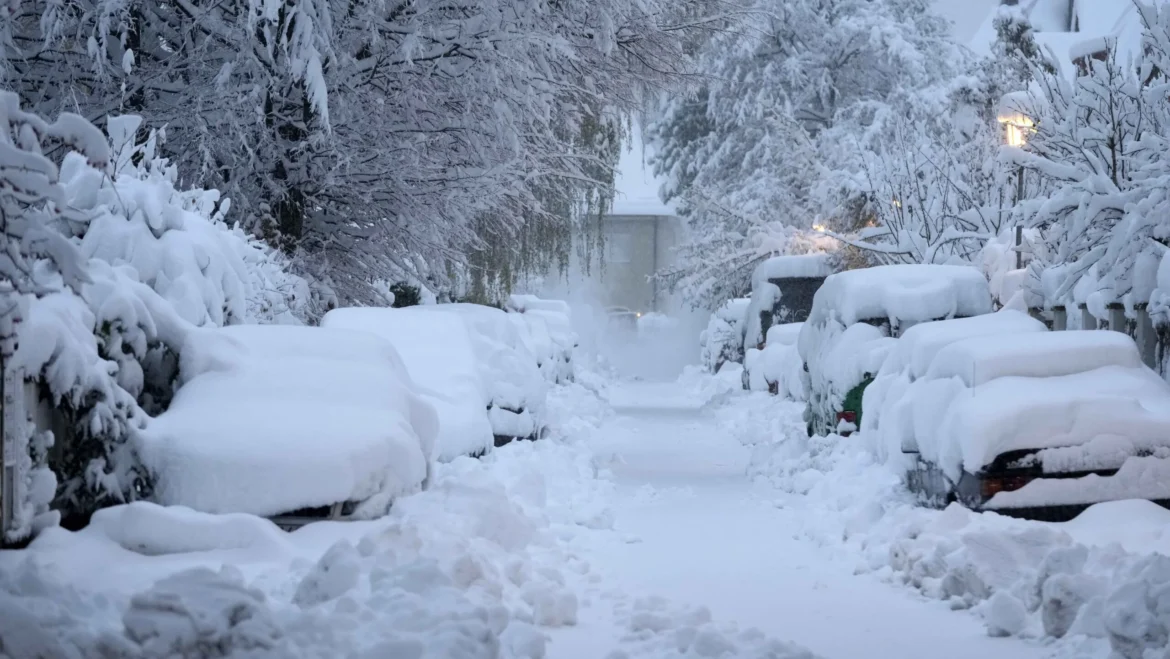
[600,124,682,313]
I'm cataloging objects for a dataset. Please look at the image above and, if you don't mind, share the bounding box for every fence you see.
[1031,303,1162,373]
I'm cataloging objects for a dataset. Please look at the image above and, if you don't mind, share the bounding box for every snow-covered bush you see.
[699,298,749,373]
[1,104,318,538]
[744,324,807,400]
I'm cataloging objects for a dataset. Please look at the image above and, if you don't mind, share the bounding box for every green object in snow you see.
[841,375,875,427]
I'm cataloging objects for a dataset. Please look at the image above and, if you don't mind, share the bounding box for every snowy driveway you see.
[551,381,1051,659]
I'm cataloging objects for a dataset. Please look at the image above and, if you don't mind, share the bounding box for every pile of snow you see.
[507,295,577,384]
[321,307,495,461]
[799,265,992,436]
[743,323,807,400]
[699,297,750,373]
[138,325,438,518]
[417,303,549,442]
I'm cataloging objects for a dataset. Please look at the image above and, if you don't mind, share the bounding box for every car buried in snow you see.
[797,264,994,437]
[890,328,1170,522]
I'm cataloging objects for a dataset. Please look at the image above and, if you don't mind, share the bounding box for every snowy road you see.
[550,382,1051,659]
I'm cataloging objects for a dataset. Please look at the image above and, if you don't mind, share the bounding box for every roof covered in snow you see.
[611,122,676,216]
[751,254,835,286]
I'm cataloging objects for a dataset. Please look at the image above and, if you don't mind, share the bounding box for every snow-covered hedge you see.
[743,323,806,400]
[3,102,315,539]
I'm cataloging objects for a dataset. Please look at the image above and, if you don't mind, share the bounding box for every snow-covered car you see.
[606,306,639,333]
[700,297,751,373]
[321,307,495,462]
[417,303,549,445]
[743,254,833,351]
[893,329,1170,521]
[507,294,577,383]
[138,325,438,529]
[742,323,806,399]
[798,264,993,437]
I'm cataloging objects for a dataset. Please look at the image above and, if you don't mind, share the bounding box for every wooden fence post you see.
[1052,306,1067,331]
[1079,303,1097,330]
[1135,303,1158,369]
[1107,303,1128,335]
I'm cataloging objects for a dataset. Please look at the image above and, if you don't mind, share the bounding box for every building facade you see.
[599,214,681,313]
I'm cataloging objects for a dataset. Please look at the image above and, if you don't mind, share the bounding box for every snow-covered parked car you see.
[138,325,438,529]
[798,264,993,437]
[700,297,751,373]
[743,323,805,399]
[321,307,495,462]
[743,254,833,351]
[891,329,1170,521]
[421,303,549,445]
[506,294,577,383]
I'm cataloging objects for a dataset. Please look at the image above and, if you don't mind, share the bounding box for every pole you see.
[1015,165,1025,270]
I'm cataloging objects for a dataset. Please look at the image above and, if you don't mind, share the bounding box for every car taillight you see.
[836,410,857,436]
[981,474,1036,499]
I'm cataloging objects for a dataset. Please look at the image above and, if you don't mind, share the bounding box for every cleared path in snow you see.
[551,381,1053,659]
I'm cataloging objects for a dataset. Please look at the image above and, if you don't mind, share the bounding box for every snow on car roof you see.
[926,329,1144,388]
[807,265,992,328]
[751,253,834,285]
[877,310,1048,380]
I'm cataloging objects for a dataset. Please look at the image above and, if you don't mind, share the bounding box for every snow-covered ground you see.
[4,365,1169,658]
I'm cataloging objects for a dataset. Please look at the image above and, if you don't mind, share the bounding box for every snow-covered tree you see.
[648,0,963,308]
[4,0,727,309]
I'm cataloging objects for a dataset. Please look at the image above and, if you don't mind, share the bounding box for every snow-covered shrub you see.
[2,106,318,538]
[699,298,749,373]
[0,92,124,542]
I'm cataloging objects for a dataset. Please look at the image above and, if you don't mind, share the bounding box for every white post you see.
[1052,306,1067,331]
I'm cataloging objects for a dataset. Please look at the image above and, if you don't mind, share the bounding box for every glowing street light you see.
[997,93,1034,270]
[997,110,1034,148]
[811,224,826,233]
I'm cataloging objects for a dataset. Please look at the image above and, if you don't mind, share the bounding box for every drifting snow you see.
[322,307,495,461]
[139,325,437,517]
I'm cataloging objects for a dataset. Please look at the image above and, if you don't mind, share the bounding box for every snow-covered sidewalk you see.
[551,388,1050,659]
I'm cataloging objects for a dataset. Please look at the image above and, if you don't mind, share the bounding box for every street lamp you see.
[997,102,1034,270]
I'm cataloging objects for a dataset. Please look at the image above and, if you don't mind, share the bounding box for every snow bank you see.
[322,307,495,461]
[139,325,436,517]
[724,384,1170,658]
